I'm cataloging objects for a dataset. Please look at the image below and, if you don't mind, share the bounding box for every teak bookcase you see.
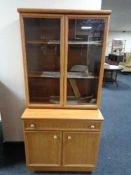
[18,8,111,172]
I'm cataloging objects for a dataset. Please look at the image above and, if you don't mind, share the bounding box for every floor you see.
[0,73,131,175]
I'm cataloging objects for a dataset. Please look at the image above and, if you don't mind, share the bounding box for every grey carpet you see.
[0,73,131,175]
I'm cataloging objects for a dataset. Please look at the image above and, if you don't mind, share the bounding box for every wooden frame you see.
[17,8,111,15]
[19,13,65,108]
[64,15,110,109]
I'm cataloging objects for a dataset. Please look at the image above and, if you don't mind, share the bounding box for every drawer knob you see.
[30,123,35,128]
[67,136,72,140]
[53,135,58,139]
[90,125,95,129]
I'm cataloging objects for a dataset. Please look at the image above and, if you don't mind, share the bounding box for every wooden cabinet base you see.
[27,165,96,172]
[22,109,104,172]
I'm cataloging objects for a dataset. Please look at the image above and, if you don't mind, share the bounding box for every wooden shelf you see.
[67,72,97,79]
[68,41,102,45]
[29,71,60,78]
[27,40,60,45]
[29,71,97,79]
[22,108,104,120]
[49,96,96,105]
[27,40,101,46]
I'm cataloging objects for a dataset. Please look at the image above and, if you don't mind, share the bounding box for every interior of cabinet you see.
[24,18,61,104]
[66,18,105,105]
[22,15,106,107]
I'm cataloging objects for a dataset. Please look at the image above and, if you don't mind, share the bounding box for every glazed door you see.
[22,14,64,106]
[25,131,62,166]
[64,16,106,108]
[63,132,100,167]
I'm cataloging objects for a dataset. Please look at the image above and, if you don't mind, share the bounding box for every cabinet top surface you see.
[17,8,111,15]
[22,109,104,120]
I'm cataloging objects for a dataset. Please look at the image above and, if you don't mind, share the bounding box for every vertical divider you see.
[60,16,65,107]
[61,131,64,166]
[63,16,69,106]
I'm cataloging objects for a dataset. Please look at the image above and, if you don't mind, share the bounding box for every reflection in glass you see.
[67,19,105,105]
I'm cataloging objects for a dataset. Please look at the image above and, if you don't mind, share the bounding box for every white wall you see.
[106,31,131,55]
[0,0,101,141]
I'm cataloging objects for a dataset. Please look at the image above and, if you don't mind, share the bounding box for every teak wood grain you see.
[17,8,112,15]
[22,108,103,171]
[24,119,102,131]
[23,127,102,171]
[18,8,111,172]
[22,108,104,120]
[25,131,62,166]
[27,165,96,172]
[63,132,100,167]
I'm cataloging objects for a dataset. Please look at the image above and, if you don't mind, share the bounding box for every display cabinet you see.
[19,8,111,109]
[18,8,111,172]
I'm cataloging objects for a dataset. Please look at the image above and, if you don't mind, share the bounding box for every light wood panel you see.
[27,165,96,171]
[25,131,62,166]
[63,132,100,167]
[63,15,68,106]
[24,119,102,131]
[17,8,112,15]
[22,108,103,172]
[22,108,104,120]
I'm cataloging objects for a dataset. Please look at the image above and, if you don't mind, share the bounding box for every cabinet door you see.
[25,131,62,166]
[63,132,100,167]
[64,16,107,108]
[21,14,64,107]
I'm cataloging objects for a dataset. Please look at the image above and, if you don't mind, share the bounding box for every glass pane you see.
[24,18,61,104]
[67,18,105,105]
